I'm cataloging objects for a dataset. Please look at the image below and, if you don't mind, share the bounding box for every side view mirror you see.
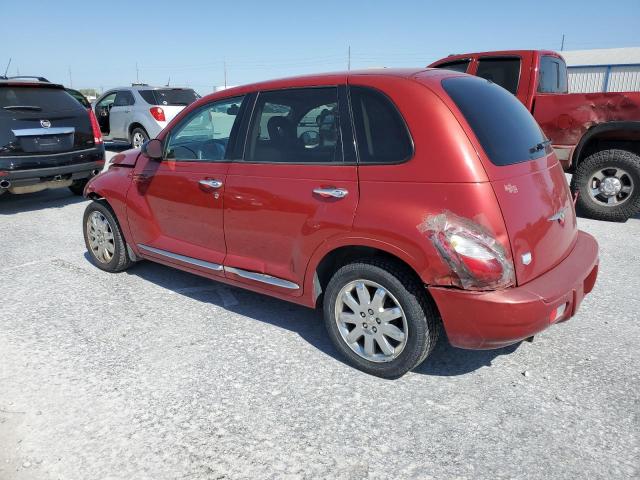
[141,138,163,159]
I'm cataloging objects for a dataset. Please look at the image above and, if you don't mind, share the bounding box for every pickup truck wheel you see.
[130,127,149,149]
[571,149,640,222]
[83,201,133,272]
[323,258,439,378]
[69,179,88,196]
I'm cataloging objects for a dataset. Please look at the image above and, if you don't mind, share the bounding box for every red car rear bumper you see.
[428,230,599,349]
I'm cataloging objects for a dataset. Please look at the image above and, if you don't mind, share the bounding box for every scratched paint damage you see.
[417,211,514,291]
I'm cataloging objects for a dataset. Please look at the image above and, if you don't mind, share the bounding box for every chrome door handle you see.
[199,179,223,189]
[313,187,349,199]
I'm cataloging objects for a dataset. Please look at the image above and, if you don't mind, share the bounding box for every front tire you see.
[130,127,149,149]
[571,149,640,222]
[83,200,133,272]
[323,258,439,378]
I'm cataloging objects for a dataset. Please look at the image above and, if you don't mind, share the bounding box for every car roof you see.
[429,49,563,65]
[104,85,196,92]
[0,78,64,88]
[199,68,450,102]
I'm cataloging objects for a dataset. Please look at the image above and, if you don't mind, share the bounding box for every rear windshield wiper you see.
[529,139,551,154]
[3,105,43,111]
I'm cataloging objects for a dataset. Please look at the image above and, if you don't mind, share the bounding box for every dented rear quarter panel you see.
[533,91,640,147]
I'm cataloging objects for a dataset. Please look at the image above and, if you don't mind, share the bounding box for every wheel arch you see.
[571,121,640,172]
[305,238,428,308]
[128,122,148,137]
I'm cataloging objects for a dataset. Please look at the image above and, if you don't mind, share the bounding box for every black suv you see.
[0,78,105,196]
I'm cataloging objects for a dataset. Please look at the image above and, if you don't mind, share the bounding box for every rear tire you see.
[69,179,88,196]
[571,149,640,222]
[323,258,439,378]
[83,200,133,272]
[130,127,149,149]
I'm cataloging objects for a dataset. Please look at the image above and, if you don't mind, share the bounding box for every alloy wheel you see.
[86,211,115,263]
[334,279,408,363]
[589,167,634,206]
[132,132,146,148]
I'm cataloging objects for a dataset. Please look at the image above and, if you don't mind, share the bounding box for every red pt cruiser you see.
[83,69,599,378]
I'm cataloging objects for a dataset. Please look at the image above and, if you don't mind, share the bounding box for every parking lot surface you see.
[1,178,638,479]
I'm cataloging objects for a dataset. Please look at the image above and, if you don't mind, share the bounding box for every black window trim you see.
[161,94,248,163]
[347,84,415,166]
[476,55,522,95]
[239,85,352,166]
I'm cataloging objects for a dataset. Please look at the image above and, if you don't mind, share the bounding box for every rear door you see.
[126,95,247,273]
[0,83,96,163]
[108,90,135,140]
[441,75,577,285]
[223,86,358,293]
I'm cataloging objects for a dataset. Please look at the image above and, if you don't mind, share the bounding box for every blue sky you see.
[2,0,639,94]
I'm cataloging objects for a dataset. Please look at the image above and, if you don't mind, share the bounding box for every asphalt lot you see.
[0,160,638,479]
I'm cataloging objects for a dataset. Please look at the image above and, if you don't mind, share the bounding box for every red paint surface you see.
[86,68,599,350]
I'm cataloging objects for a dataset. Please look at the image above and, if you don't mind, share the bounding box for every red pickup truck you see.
[429,50,640,222]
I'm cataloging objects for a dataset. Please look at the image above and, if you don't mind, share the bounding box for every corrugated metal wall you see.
[568,65,640,93]
[608,66,640,92]
[568,67,607,92]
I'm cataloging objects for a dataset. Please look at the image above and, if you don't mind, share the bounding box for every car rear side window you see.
[442,76,547,166]
[245,87,343,164]
[433,60,470,73]
[141,89,199,106]
[476,57,521,95]
[349,86,412,164]
[538,56,568,93]
[0,86,83,114]
[113,91,135,106]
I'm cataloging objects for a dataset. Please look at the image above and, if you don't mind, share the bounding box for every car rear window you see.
[433,60,470,73]
[442,76,547,166]
[0,86,83,115]
[475,57,521,95]
[139,89,199,106]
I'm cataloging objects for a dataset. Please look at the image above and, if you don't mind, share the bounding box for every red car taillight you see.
[418,211,515,291]
[88,109,103,145]
[150,107,166,122]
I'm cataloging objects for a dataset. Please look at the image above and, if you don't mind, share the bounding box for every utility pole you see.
[136,62,139,83]
[224,61,227,88]
[348,45,351,71]
[68,66,72,87]
[560,34,565,51]
[3,57,10,77]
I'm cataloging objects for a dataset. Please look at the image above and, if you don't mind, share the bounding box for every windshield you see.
[139,88,199,106]
[442,76,547,166]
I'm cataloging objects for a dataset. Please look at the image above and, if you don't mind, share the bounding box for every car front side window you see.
[165,96,245,162]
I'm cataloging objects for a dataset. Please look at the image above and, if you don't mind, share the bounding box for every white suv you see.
[94,85,199,148]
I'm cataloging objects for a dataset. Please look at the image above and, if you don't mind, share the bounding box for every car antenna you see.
[3,57,11,77]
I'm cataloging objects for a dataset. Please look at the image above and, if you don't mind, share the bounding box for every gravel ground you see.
[0,175,638,479]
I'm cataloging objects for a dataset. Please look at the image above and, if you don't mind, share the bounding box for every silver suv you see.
[93,85,199,148]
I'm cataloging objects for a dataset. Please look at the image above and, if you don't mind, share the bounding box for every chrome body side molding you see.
[137,244,223,271]
[224,266,300,290]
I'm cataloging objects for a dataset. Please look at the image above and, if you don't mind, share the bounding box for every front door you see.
[126,95,247,275]
[95,92,116,137]
[223,86,358,293]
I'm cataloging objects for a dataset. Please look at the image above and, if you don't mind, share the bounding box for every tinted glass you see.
[147,89,199,106]
[66,89,91,108]
[442,76,547,166]
[113,91,135,106]
[476,57,521,94]
[0,86,84,114]
[538,56,568,93]
[97,92,116,108]
[433,60,470,73]
[246,87,342,163]
[165,96,245,161]
[350,86,412,164]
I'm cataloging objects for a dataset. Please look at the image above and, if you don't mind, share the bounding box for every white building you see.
[560,47,640,93]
